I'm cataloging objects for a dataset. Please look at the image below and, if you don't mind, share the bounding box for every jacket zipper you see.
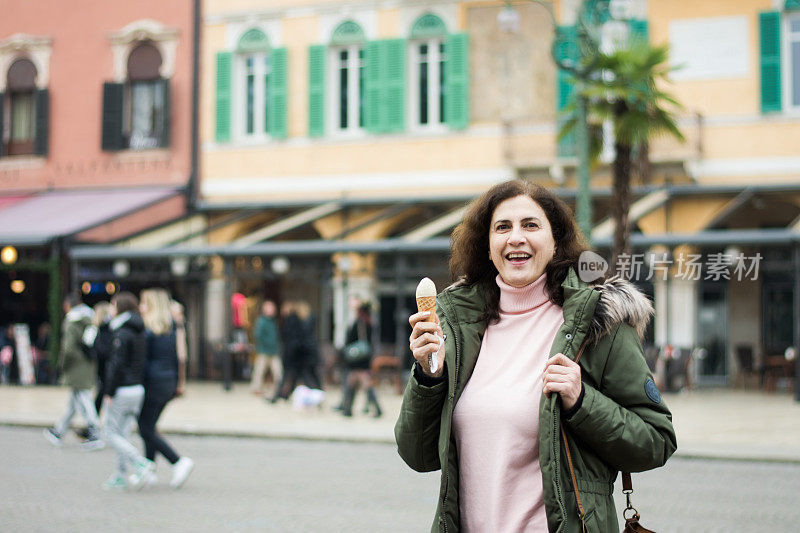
[439,305,458,533]
[552,406,566,532]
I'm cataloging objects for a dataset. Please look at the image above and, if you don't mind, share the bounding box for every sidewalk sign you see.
[14,324,35,386]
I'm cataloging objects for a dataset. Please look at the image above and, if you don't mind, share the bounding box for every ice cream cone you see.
[415,278,440,373]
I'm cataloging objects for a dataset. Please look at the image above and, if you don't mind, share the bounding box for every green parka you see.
[59,304,96,390]
[395,270,677,532]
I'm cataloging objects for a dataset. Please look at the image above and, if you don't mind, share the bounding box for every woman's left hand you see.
[543,353,582,411]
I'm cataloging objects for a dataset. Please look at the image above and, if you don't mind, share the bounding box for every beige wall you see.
[651,0,800,179]
[200,0,560,202]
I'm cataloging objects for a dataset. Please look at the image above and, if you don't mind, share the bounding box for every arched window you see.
[125,42,167,150]
[330,21,365,133]
[215,28,287,143]
[237,29,270,137]
[409,14,447,129]
[101,40,169,152]
[4,58,41,156]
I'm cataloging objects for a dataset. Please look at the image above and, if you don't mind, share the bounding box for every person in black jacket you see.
[137,289,194,489]
[340,302,382,418]
[102,291,154,491]
[270,301,322,402]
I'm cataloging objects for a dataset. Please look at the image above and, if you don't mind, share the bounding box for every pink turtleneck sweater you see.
[452,274,564,532]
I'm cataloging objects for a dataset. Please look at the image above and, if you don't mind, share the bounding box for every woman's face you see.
[489,195,556,288]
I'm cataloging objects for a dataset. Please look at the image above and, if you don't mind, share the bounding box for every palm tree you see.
[562,40,684,269]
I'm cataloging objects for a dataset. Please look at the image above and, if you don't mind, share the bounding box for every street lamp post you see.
[499,0,617,241]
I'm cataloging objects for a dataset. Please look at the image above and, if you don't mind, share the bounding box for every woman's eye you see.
[495,223,510,231]
[525,222,539,229]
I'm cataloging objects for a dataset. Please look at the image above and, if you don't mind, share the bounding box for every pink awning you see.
[0,188,180,245]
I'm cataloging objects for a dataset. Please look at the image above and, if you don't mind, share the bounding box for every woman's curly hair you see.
[449,180,588,322]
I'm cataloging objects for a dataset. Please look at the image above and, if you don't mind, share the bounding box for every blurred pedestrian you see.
[102,291,153,491]
[88,302,115,417]
[1,324,17,385]
[170,300,188,398]
[34,322,52,384]
[251,299,281,396]
[42,293,104,450]
[295,300,323,392]
[340,302,382,418]
[75,301,114,441]
[270,301,323,402]
[137,289,194,489]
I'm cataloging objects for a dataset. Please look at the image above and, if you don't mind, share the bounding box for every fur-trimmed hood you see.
[587,275,654,342]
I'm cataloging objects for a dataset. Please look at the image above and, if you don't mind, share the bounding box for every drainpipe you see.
[187,0,201,211]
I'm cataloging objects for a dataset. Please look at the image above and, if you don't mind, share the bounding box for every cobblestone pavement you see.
[3,426,800,532]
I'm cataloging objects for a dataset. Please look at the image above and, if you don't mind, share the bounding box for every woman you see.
[137,289,194,489]
[103,291,153,490]
[395,180,676,532]
[340,302,382,418]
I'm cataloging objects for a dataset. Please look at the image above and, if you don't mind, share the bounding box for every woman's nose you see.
[507,225,525,245]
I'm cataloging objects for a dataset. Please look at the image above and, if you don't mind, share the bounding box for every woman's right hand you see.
[409,311,445,378]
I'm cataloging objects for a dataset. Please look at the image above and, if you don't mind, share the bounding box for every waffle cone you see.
[416,296,437,313]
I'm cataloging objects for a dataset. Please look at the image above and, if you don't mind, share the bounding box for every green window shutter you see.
[786,0,800,10]
[759,11,782,113]
[0,92,5,157]
[101,82,124,151]
[555,25,577,157]
[364,40,383,133]
[268,47,288,139]
[385,39,405,133]
[630,19,649,42]
[33,88,49,156]
[364,39,405,134]
[445,33,469,131]
[158,79,170,148]
[215,52,232,142]
[308,45,325,137]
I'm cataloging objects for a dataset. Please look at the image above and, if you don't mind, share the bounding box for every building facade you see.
[0,0,197,363]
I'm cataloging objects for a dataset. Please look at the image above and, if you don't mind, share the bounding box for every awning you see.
[0,188,181,246]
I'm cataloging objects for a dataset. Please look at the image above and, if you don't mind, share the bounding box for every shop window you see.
[1,58,48,157]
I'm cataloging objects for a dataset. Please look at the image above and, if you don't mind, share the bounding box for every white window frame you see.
[327,44,366,138]
[233,50,271,143]
[782,12,800,112]
[408,37,447,133]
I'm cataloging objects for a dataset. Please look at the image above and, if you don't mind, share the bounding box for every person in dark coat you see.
[137,289,194,489]
[341,302,382,418]
[270,301,322,402]
[102,291,154,491]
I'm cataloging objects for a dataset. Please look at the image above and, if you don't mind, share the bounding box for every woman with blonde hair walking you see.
[138,288,194,489]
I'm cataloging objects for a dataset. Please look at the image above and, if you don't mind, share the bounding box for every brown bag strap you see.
[561,339,588,528]
[622,472,633,492]
[560,339,636,528]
